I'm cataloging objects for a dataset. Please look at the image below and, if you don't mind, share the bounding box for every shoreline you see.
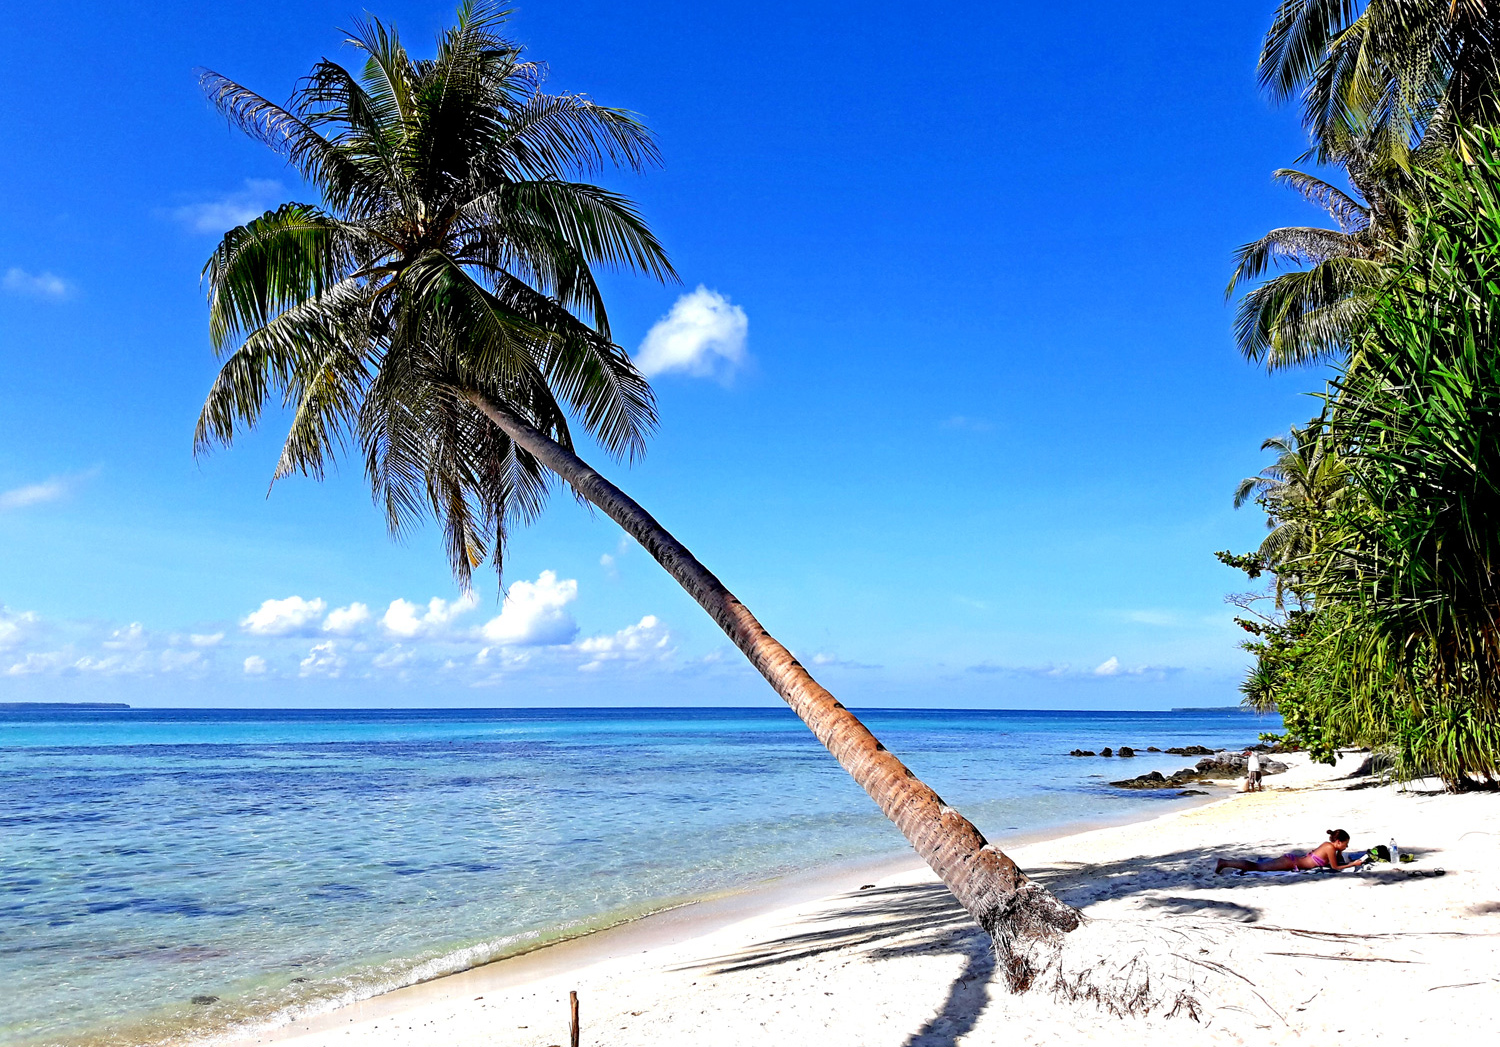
[212,754,1500,1045]
[213,787,1233,1047]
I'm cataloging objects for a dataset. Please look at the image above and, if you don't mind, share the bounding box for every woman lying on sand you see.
[1215,829,1368,874]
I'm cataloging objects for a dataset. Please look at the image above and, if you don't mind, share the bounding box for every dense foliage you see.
[1228,3,1500,789]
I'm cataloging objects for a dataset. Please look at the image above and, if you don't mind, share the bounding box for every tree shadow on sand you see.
[1029,843,1447,917]
[678,845,1453,1045]
[682,882,995,1047]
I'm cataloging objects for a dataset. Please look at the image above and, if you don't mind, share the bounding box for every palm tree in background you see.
[1234,422,1354,601]
[193,1,1077,986]
[1227,1,1500,368]
[1225,143,1392,369]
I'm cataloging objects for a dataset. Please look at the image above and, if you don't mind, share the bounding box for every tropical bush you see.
[1227,133,1500,789]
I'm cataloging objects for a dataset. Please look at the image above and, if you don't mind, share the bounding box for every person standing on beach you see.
[1246,749,1263,792]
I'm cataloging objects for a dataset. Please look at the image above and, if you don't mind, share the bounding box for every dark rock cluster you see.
[1109,750,1289,790]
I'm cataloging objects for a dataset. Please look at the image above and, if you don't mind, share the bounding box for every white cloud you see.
[810,652,881,670]
[0,472,88,512]
[600,537,633,579]
[967,658,1182,680]
[0,608,38,649]
[189,632,224,647]
[242,596,327,636]
[577,615,671,671]
[372,645,416,670]
[172,179,284,234]
[480,571,579,646]
[3,267,70,300]
[634,286,748,380]
[243,655,268,675]
[323,602,372,635]
[6,651,69,675]
[159,649,203,672]
[299,641,345,677]
[380,593,478,638]
[103,623,146,650]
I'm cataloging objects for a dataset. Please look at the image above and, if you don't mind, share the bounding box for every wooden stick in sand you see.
[569,990,579,1047]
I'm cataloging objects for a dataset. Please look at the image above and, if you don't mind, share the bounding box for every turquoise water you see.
[0,706,1278,1047]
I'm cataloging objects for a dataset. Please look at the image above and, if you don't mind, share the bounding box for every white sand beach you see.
[221,753,1500,1047]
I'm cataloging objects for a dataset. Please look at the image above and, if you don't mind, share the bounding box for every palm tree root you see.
[979,881,1083,992]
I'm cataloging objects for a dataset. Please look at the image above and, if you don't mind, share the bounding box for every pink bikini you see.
[1283,850,1328,867]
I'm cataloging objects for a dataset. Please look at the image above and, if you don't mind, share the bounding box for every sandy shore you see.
[220,754,1500,1046]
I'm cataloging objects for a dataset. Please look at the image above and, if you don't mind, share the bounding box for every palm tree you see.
[1234,421,1353,600]
[1225,130,1416,369]
[193,1,1078,986]
[1259,1,1500,166]
[1228,0,1500,369]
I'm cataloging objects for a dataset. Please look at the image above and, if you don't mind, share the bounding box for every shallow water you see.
[0,705,1278,1046]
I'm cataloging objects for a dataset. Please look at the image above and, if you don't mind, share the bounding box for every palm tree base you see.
[981,880,1081,992]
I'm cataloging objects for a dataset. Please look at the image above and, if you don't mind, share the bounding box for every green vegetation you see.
[1226,4,1500,790]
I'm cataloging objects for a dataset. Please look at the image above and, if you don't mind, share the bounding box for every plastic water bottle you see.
[1389,838,1400,864]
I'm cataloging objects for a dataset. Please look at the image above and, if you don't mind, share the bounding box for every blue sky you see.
[0,1,1322,708]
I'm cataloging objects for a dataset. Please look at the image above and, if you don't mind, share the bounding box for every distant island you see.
[1171,706,1257,713]
[0,702,130,709]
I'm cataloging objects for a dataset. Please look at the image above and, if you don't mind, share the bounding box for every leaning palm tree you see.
[194,1,1077,987]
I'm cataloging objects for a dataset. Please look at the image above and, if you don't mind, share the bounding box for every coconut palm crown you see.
[196,0,674,584]
[1223,127,1432,369]
[1260,0,1500,166]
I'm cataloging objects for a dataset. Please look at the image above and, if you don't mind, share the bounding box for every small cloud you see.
[3,267,71,300]
[189,632,224,647]
[809,652,882,670]
[172,179,284,234]
[381,593,477,639]
[243,655,267,675]
[967,661,1074,678]
[0,470,94,512]
[942,415,993,433]
[1094,656,1121,676]
[372,645,416,670]
[577,615,671,671]
[103,623,147,650]
[242,596,327,636]
[323,602,372,635]
[7,651,71,675]
[481,571,579,646]
[600,537,632,579]
[0,607,38,648]
[299,640,345,677]
[634,286,748,381]
[159,649,203,672]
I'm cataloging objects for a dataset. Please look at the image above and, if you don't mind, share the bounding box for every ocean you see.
[0,705,1280,1047]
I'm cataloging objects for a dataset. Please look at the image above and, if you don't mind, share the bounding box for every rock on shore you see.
[1111,750,1288,790]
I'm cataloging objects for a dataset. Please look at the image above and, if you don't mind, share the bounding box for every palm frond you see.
[1273,168,1372,231]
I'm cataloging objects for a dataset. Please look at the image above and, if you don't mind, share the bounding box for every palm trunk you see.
[465,390,1079,989]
